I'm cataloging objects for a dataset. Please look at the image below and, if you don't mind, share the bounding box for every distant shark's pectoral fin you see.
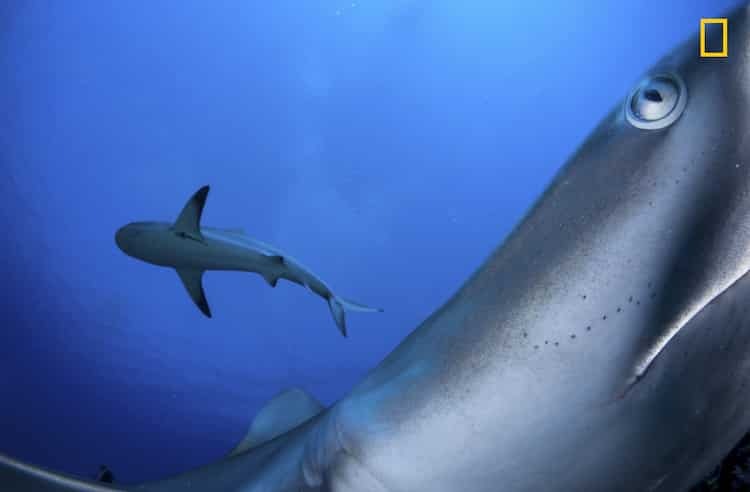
[173,185,210,241]
[176,268,212,318]
[230,387,324,456]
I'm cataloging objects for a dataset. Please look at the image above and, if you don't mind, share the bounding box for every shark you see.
[113,185,382,337]
[4,3,750,491]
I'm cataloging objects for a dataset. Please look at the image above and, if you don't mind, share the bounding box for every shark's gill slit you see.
[626,267,750,394]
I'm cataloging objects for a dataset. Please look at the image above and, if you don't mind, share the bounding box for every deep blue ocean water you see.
[0,0,742,484]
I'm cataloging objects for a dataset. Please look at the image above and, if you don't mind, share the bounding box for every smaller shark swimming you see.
[114,185,382,336]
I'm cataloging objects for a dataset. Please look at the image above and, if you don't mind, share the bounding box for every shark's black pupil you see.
[644,89,663,103]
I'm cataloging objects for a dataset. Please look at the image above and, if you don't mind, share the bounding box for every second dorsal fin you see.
[229,387,324,456]
[173,185,210,240]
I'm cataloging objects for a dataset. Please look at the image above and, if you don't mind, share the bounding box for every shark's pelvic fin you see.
[262,273,279,288]
[173,185,210,241]
[229,387,324,456]
[176,268,212,317]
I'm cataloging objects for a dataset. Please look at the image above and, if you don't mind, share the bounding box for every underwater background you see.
[0,0,743,485]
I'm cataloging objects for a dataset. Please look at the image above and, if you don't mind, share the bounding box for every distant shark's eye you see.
[625,72,687,130]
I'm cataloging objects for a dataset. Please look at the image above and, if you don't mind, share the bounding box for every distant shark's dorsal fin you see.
[229,387,324,456]
[176,268,212,318]
[173,185,210,241]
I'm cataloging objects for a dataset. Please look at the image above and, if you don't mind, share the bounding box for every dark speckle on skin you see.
[545,341,549,345]
[534,345,539,349]
[602,315,608,320]
[571,334,576,339]
[554,342,559,346]
[523,332,528,338]
[586,326,591,331]
[637,301,641,305]
[616,307,622,313]
[582,294,587,300]
[629,296,633,303]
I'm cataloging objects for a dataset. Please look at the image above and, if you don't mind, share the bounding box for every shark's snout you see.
[115,224,139,254]
[114,226,127,251]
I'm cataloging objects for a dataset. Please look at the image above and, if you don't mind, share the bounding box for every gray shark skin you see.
[4,4,750,492]
[113,185,382,336]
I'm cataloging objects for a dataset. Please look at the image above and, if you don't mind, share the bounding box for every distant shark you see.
[113,185,382,336]
[4,4,750,492]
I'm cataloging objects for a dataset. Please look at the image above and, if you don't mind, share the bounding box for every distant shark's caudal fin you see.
[328,296,383,337]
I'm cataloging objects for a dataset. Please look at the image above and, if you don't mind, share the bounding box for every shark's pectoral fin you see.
[173,185,209,241]
[176,268,212,318]
[229,387,324,456]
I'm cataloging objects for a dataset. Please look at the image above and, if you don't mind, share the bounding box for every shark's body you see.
[114,186,382,336]
[5,4,750,492]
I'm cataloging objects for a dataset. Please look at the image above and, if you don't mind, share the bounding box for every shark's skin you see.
[114,186,382,336]
[5,4,750,492]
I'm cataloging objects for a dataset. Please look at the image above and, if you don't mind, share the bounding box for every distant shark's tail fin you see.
[327,296,383,337]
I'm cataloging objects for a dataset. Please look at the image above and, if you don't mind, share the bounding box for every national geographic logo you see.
[700,18,728,58]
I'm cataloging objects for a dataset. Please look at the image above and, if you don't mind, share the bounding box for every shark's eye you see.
[625,73,687,130]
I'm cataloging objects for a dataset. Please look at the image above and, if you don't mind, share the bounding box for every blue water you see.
[0,0,741,484]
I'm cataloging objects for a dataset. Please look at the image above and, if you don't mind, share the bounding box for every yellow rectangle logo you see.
[700,18,728,57]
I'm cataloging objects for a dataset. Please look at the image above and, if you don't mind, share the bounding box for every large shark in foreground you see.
[114,185,382,336]
[4,4,750,492]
